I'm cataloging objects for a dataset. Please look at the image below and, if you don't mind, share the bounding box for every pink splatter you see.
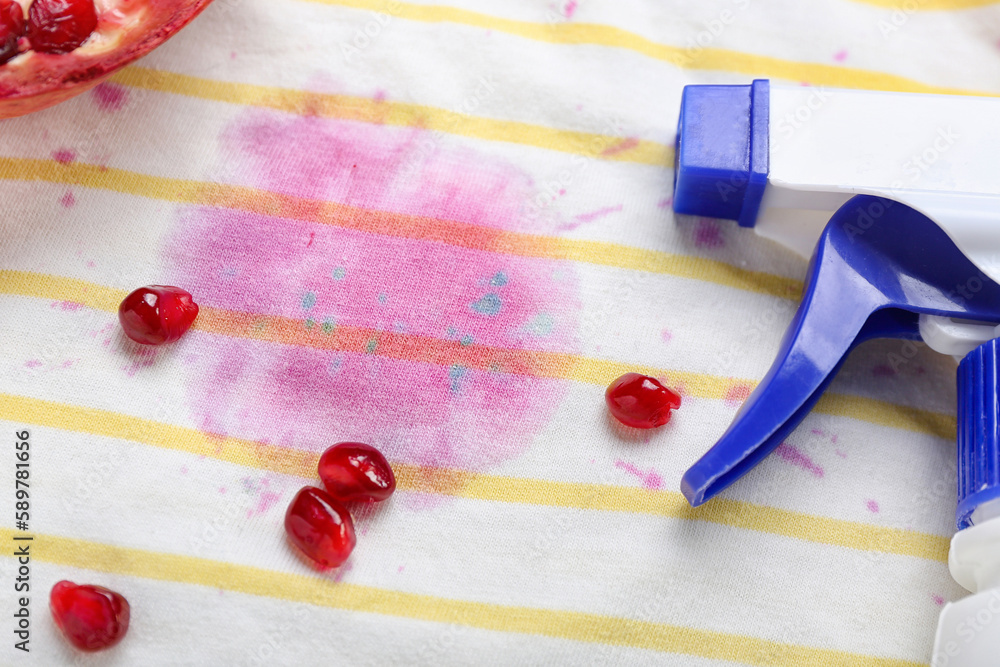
[165,109,581,480]
[397,565,405,573]
[180,466,188,474]
[60,190,76,207]
[374,89,387,102]
[660,329,673,343]
[614,460,663,490]
[724,383,753,408]
[558,204,623,230]
[219,487,227,494]
[931,594,945,606]
[51,300,83,311]
[86,260,96,268]
[872,364,896,377]
[91,83,129,112]
[564,0,577,18]
[866,499,880,513]
[24,360,42,368]
[601,137,640,157]
[774,443,824,477]
[247,490,281,518]
[122,348,158,377]
[333,561,354,582]
[694,218,724,249]
[833,50,848,62]
[52,149,76,164]
[831,434,838,444]
[835,448,847,458]
[657,197,673,209]
[810,428,826,437]
[60,360,74,368]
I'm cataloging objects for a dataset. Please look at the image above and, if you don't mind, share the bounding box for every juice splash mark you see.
[52,148,76,164]
[660,328,672,343]
[866,499,880,513]
[558,204,623,231]
[931,594,945,606]
[774,443,824,477]
[833,49,848,62]
[614,460,663,490]
[91,83,128,112]
[51,300,83,311]
[601,137,639,157]
[694,218,725,249]
[165,107,582,485]
[724,383,753,408]
[60,190,75,207]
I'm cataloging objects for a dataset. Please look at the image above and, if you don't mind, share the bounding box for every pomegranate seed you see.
[318,442,396,503]
[605,373,682,429]
[50,581,130,652]
[27,0,97,54]
[0,0,24,65]
[285,487,356,568]
[118,285,199,345]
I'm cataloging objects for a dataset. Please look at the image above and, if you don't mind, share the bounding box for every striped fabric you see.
[2,0,997,664]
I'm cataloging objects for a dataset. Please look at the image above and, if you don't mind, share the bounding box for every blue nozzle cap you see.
[673,79,769,227]
[957,339,1000,529]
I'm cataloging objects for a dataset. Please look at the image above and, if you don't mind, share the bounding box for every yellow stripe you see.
[0,529,923,666]
[112,67,669,166]
[0,269,956,442]
[305,0,994,97]
[852,0,999,9]
[1,393,949,562]
[0,159,801,300]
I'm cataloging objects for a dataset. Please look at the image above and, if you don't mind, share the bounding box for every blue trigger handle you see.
[957,340,1000,529]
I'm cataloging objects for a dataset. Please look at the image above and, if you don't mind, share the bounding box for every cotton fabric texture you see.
[0,0,994,664]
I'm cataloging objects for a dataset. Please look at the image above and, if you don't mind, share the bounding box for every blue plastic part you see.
[673,79,769,228]
[682,195,1000,507]
[957,340,1000,529]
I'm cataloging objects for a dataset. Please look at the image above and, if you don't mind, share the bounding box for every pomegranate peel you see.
[0,0,215,118]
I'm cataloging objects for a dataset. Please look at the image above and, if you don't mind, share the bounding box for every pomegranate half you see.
[0,0,214,118]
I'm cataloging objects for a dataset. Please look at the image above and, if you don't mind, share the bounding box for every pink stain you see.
[564,0,577,18]
[51,300,83,311]
[60,360,74,368]
[219,487,227,494]
[122,348,158,377]
[60,190,76,207]
[91,83,128,112]
[660,328,672,343]
[333,561,354,582]
[932,594,945,606]
[52,149,76,164]
[24,360,42,368]
[872,364,896,377]
[724,383,753,408]
[866,499,880,513]
[835,448,847,458]
[247,490,281,518]
[165,110,582,477]
[374,89,387,102]
[657,197,673,209]
[180,466,188,474]
[397,565,405,573]
[833,49,848,62]
[86,261,96,268]
[559,204,623,230]
[694,218,724,249]
[601,137,640,157]
[810,428,826,437]
[614,460,663,490]
[831,434,838,444]
[774,443,824,477]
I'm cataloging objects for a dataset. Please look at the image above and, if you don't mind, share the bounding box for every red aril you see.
[0,0,214,118]
[605,372,682,429]
[0,0,24,66]
[50,581,130,651]
[27,0,97,54]
[318,442,396,503]
[118,285,199,345]
[285,487,356,568]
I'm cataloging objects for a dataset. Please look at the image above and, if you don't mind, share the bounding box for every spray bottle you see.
[673,80,1000,665]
